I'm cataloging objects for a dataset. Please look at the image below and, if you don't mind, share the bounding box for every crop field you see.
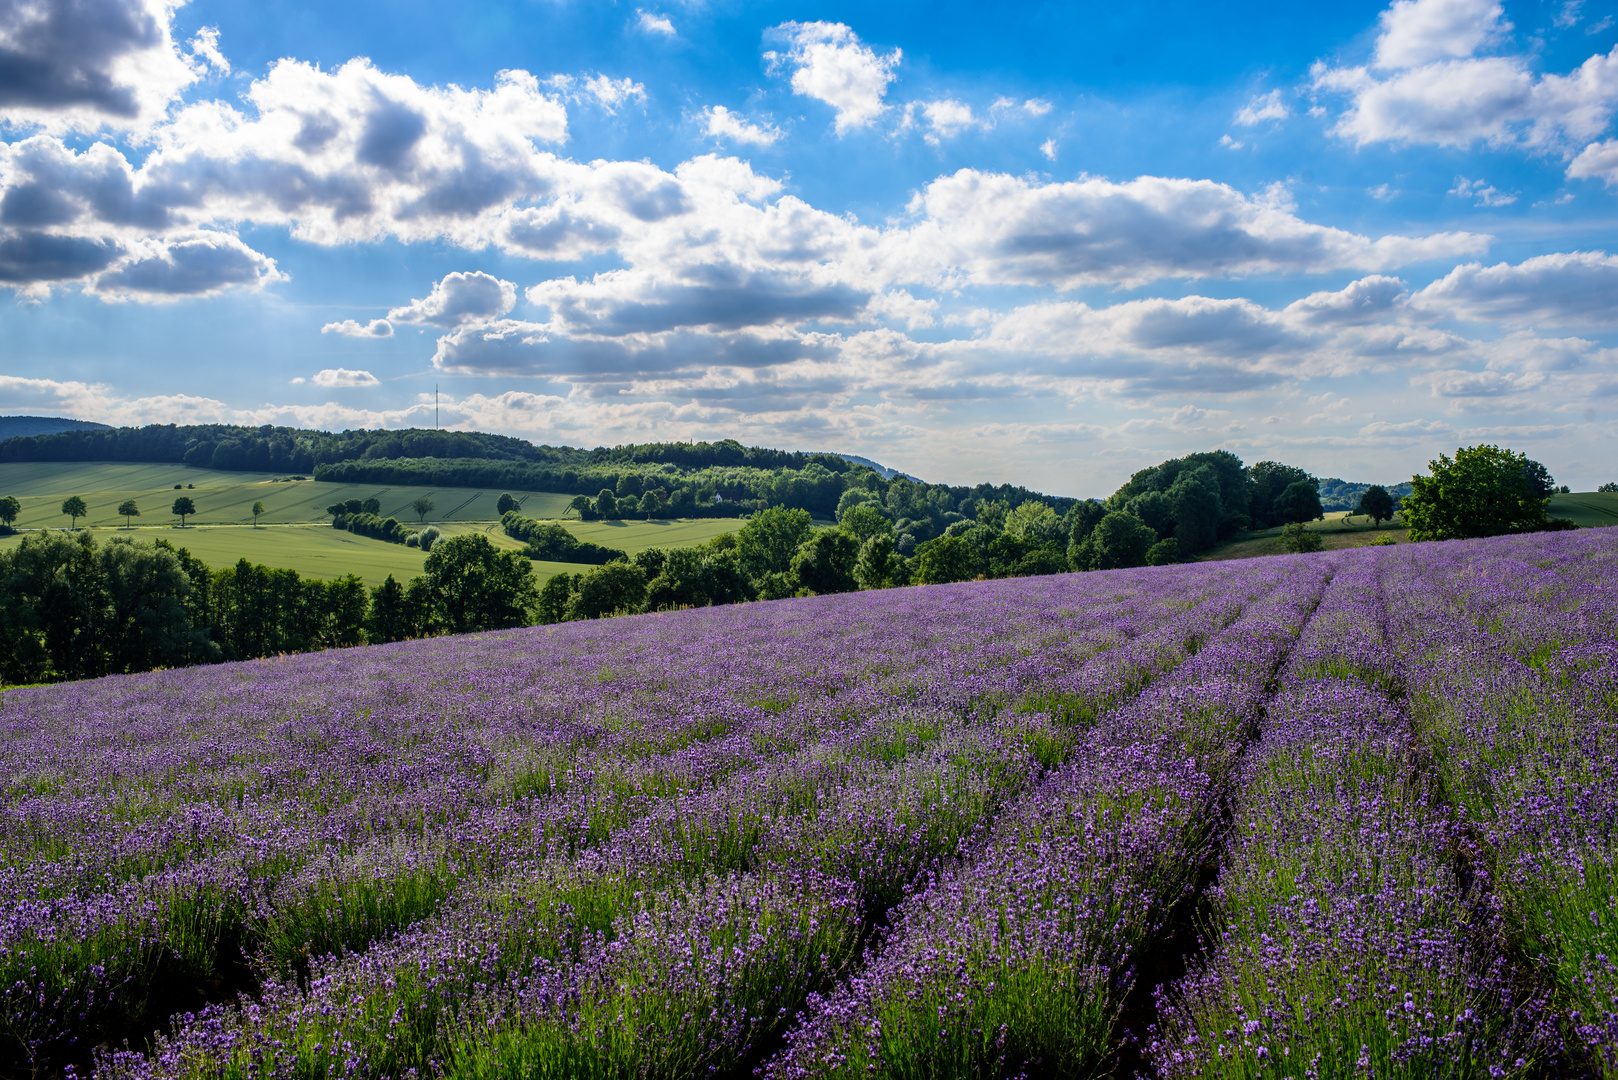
[1549,490,1618,529]
[0,519,733,587]
[0,461,574,527]
[1,530,1615,1079]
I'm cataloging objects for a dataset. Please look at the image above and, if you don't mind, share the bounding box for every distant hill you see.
[1318,477,1414,512]
[0,416,111,441]
[831,453,920,482]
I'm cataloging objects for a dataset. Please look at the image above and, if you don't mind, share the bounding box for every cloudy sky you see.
[2,0,1616,494]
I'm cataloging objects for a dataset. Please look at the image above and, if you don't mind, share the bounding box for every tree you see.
[1521,458,1556,499]
[1168,467,1223,554]
[595,488,617,519]
[1248,461,1317,529]
[1402,445,1552,541]
[1354,485,1394,527]
[362,497,382,515]
[61,495,89,529]
[1069,511,1156,571]
[537,573,580,623]
[912,534,978,585]
[569,561,647,619]
[497,493,520,515]
[0,496,18,529]
[171,496,196,526]
[118,499,141,528]
[840,503,894,546]
[1281,522,1324,553]
[566,494,592,519]
[422,534,537,633]
[736,506,813,580]
[1272,480,1324,526]
[1601,482,1618,493]
[251,500,265,526]
[791,529,860,594]
[365,575,417,643]
[411,496,434,523]
[1146,538,1181,566]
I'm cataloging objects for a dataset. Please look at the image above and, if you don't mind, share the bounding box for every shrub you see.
[1281,522,1324,553]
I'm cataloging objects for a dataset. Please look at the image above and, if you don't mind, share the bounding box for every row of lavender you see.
[1150,529,1618,1078]
[3,530,1615,1078]
[2,558,1265,1075]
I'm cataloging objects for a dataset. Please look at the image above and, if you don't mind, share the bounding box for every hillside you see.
[0,415,110,440]
[1,529,1612,1077]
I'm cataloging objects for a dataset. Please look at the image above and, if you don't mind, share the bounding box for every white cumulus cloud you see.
[1313,0,1618,155]
[635,10,675,36]
[322,318,394,337]
[1413,251,1618,326]
[702,105,781,146]
[310,368,381,388]
[765,22,900,134]
[1234,89,1290,125]
[0,0,207,132]
[389,271,517,327]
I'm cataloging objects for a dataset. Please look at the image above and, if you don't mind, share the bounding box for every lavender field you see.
[2,530,1616,1080]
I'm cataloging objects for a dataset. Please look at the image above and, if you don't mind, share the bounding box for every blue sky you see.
[2,0,1616,495]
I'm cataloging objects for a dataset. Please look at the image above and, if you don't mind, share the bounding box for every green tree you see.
[1063,500,1107,546]
[1125,491,1173,539]
[250,500,265,526]
[362,497,382,515]
[595,488,617,519]
[118,499,141,528]
[1402,445,1553,541]
[1146,538,1181,566]
[411,496,434,523]
[365,574,417,642]
[836,488,882,520]
[1281,522,1324,553]
[1247,461,1317,528]
[568,561,647,619]
[0,496,19,529]
[1069,512,1156,571]
[171,496,196,526]
[423,535,537,633]
[1003,501,1063,545]
[791,529,860,594]
[912,534,978,585]
[736,506,813,580]
[497,492,520,515]
[537,573,580,623]
[839,503,895,546]
[1521,458,1556,499]
[1272,480,1324,526]
[566,494,592,519]
[1168,467,1223,554]
[1354,485,1395,527]
[61,495,89,529]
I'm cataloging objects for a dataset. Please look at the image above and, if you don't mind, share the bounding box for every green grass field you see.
[0,523,635,589]
[1549,491,1618,528]
[0,462,573,528]
[0,462,743,588]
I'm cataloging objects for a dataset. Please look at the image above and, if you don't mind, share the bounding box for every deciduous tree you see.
[61,496,88,529]
[118,500,141,528]
[1402,445,1553,541]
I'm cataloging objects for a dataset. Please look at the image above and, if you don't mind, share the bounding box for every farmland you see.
[1,529,1614,1078]
[0,461,574,527]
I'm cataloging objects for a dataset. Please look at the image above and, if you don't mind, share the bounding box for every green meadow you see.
[0,463,744,586]
[1546,490,1618,528]
[0,461,574,528]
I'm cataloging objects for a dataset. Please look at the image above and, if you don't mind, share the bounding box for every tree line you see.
[0,532,536,685]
